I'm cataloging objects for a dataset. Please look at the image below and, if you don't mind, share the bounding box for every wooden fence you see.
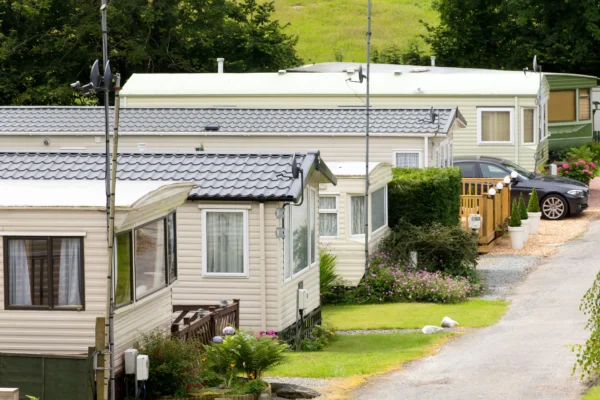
[171,299,240,344]
[460,178,511,253]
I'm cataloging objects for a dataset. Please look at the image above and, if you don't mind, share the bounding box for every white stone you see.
[441,317,459,328]
[422,325,444,334]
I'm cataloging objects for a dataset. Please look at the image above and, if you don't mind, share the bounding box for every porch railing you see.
[171,299,240,344]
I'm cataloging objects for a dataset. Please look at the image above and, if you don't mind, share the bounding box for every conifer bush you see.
[528,189,541,213]
[518,194,528,220]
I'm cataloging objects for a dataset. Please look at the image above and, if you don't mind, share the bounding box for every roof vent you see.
[138,143,146,152]
[278,70,287,75]
[430,56,436,66]
[394,70,402,76]
[204,124,220,131]
[217,58,224,74]
[345,68,355,75]
[410,67,430,73]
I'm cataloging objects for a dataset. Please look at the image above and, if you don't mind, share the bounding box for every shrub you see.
[388,167,461,228]
[567,146,597,162]
[320,249,340,295]
[135,331,203,398]
[508,199,521,227]
[573,273,600,380]
[377,222,479,278]
[558,158,597,185]
[528,188,541,213]
[354,256,485,304]
[518,194,528,220]
[301,324,337,352]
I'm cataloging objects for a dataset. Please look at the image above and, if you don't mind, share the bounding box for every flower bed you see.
[558,158,597,185]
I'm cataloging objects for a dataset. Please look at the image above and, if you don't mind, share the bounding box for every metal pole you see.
[364,0,372,273]
[101,0,110,231]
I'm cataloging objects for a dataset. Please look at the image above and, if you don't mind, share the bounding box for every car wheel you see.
[541,194,569,220]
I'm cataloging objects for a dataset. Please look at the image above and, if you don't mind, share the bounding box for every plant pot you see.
[527,212,542,234]
[521,219,530,241]
[508,226,525,250]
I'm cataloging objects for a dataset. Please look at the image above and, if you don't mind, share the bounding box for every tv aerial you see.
[524,55,542,75]
[346,64,368,83]
[429,106,437,124]
[70,59,114,95]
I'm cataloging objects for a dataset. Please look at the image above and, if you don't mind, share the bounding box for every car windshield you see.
[502,160,536,179]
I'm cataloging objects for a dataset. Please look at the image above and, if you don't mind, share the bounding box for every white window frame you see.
[477,107,515,145]
[392,150,423,168]
[283,188,318,282]
[370,185,388,234]
[348,194,366,238]
[202,209,249,278]
[318,195,339,238]
[521,107,537,145]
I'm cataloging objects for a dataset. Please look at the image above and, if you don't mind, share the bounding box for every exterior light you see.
[496,182,504,191]
[488,188,496,197]
[504,176,511,184]
[510,171,519,179]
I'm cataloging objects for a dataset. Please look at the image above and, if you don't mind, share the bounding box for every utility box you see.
[124,348,139,375]
[298,289,309,310]
[136,355,149,381]
[468,214,481,230]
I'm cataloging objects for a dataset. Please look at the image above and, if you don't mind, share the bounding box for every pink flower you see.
[563,163,570,169]
[592,162,597,169]
[588,171,593,175]
[558,167,563,172]
[569,158,573,161]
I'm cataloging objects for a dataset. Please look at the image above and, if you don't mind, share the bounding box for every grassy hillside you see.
[270,0,438,64]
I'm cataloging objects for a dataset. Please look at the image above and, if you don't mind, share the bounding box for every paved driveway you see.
[351,221,600,400]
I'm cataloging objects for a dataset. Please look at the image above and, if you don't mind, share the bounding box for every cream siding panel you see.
[113,289,172,373]
[0,210,107,354]
[279,267,319,332]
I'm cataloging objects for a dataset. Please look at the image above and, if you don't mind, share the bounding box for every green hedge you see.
[388,167,461,228]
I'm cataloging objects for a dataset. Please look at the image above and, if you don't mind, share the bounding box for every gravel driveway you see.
[351,220,600,400]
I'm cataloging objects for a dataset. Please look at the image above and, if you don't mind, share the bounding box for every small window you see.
[394,151,421,168]
[522,108,535,144]
[203,210,248,277]
[580,89,591,120]
[115,232,133,306]
[167,213,177,283]
[135,219,166,299]
[371,186,387,233]
[5,237,83,310]
[549,90,576,122]
[478,108,513,143]
[480,163,509,179]
[350,195,366,236]
[456,162,478,178]
[319,196,338,237]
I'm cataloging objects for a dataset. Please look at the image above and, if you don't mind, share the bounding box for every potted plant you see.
[508,199,524,250]
[518,194,529,241]
[527,188,542,234]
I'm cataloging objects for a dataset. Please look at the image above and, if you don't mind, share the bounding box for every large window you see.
[580,89,591,120]
[350,195,365,236]
[522,108,535,144]
[203,210,248,277]
[115,232,132,306]
[549,90,576,122]
[284,188,318,280]
[4,237,83,310]
[478,108,513,143]
[393,151,421,168]
[371,186,387,233]
[135,219,166,299]
[319,196,339,237]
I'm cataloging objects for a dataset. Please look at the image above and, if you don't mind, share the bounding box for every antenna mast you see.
[364,0,372,274]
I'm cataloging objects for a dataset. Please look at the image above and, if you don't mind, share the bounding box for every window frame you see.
[115,230,134,308]
[477,107,515,145]
[318,195,339,238]
[392,150,423,168]
[134,216,169,301]
[202,209,249,278]
[166,212,178,284]
[370,185,388,234]
[3,236,85,311]
[521,107,537,145]
[349,194,366,238]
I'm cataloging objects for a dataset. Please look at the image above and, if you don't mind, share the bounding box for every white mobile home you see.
[0,150,336,369]
[118,67,548,170]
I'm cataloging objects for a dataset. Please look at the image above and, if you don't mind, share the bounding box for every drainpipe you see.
[423,137,429,167]
[259,202,267,330]
[217,58,224,74]
[514,96,519,164]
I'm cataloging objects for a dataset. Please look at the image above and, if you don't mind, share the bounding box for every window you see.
[393,151,421,168]
[478,108,513,143]
[480,163,509,179]
[371,186,387,232]
[135,219,166,299]
[580,89,591,120]
[309,188,317,264]
[5,237,83,310]
[549,90,576,122]
[456,162,479,178]
[350,195,365,236]
[203,210,248,277]
[115,232,132,306]
[522,108,535,144]
[284,188,317,280]
[319,196,338,237]
[167,213,177,283]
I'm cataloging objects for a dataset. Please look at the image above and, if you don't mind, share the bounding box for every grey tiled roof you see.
[0,151,336,201]
[0,107,464,134]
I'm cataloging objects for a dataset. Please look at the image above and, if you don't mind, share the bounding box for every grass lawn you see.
[270,0,438,63]
[583,387,600,400]
[323,299,509,330]
[266,332,453,378]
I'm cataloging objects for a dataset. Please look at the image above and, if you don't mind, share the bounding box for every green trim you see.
[121,93,539,99]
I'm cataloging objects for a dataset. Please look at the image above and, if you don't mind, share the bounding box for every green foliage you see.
[508,200,522,228]
[567,146,597,163]
[422,0,600,75]
[518,194,528,220]
[371,42,431,66]
[135,331,203,398]
[573,272,600,380]
[301,324,337,352]
[0,0,302,105]
[528,189,540,213]
[378,222,479,278]
[319,249,340,295]
[25,396,40,400]
[388,167,461,228]
[558,158,598,185]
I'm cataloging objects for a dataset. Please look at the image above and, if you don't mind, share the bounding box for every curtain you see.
[319,213,337,236]
[8,240,32,306]
[580,89,591,120]
[481,111,511,142]
[395,153,420,168]
[57,238,82,306]
[351,196,365,235]
[523,109,535,143]
[206,212,244,273]
[549,90,576,122]
[371,187,386,232]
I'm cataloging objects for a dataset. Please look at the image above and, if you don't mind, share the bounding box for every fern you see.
[320,250,340,294]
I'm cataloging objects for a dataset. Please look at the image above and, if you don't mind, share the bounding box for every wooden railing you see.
[171,299,240,344]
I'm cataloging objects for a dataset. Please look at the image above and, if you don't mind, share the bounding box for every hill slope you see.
[271,0,438,64]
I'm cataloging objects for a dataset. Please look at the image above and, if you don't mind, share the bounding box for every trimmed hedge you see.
[388,167,461,228]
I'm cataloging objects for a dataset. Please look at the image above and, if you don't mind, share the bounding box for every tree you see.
[421,0,600,75]
[0,0,302,105]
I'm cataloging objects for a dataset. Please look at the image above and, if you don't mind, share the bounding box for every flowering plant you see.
[557,158,597,185]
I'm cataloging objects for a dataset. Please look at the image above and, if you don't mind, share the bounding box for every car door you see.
[455,162,481,195]
[479,162,530,203]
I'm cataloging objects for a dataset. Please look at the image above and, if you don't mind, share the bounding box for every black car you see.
[454,156,589,220]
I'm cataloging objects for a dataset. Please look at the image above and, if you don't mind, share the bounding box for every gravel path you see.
[477,254,541,299]
[351,220,600,400]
